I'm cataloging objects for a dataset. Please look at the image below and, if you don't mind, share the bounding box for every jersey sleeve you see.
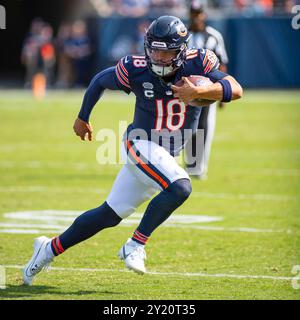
[186,48,223,80]
[198,48,228,82]
[78,67,122,122]
[200,49,220,75]
[115,56,133,94]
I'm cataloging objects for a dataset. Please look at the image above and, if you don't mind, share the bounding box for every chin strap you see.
[152,64,174,77]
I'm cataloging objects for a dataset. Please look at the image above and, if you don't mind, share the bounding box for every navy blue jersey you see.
[78,49,227,156]
[115,49,226,155]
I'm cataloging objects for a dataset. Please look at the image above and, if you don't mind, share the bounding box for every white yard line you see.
[0,210,292,234]
[0,210,290,234]
[1,160,300,176]
[2,211,223,224]
[0,225,290,234]
[0,186,108,194]
[192,192,298,201]
[3,264,293,281]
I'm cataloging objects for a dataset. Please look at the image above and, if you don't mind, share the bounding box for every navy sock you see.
[53,201,122,253]
[132,178,192,245]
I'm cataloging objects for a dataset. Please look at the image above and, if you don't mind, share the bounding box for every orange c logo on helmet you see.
[177,26,187,37]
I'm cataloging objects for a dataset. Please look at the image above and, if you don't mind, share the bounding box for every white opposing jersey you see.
[189,26,229,65]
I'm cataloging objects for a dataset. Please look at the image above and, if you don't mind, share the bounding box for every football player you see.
[23,16,242,285]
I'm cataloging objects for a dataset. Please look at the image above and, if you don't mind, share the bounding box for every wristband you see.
[218,79,232,102]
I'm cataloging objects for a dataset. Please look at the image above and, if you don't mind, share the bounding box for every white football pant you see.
[107,139,190,219]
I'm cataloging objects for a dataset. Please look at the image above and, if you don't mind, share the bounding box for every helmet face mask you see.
[145,47,182,77]
[144,16,191,77]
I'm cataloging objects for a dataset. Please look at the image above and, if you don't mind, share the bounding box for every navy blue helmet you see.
[144,16,191,77]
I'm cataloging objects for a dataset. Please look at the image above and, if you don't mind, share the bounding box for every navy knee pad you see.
[135,178,192,238]
[167,178,192,203]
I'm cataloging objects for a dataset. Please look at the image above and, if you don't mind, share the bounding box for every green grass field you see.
[0,89,299,300]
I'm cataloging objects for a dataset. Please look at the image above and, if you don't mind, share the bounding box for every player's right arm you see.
[74,57,132,141]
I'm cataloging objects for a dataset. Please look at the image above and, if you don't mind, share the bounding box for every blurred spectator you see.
[89,0,114,17]
[39,24,56,86]
[233,0,296,15]
[56,23,74,88]
[21,18,56,88]
[149,0,187,16]
[116,0,150,17]
[273,0,296,13]
[91,0,296,17]
[234,0,273,16]
[64,20,92,87]
[21,18,44,87]
[110,36,136,62]
[90,0,188,17]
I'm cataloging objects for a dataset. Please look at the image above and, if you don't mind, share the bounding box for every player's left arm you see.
[172,74,242,106]
[74,57,132,141]
[73,67,122,141]
[217,64,228,109]
[196,74,243,101]
[172,49,243,105]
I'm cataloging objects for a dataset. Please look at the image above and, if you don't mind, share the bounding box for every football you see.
[175,75,216,107]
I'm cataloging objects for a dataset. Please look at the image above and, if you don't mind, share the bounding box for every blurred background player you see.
[21,18,56,98]
[185,0,229,180]
[56,22,74,89]
[63,20,92,88]
[21,18,44,89]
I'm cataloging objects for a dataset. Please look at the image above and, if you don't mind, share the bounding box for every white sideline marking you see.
[0,225,290,235]
[0,210,291,234]
[4,264,293,281]
[0,185,298,201]
[0,226,289,234]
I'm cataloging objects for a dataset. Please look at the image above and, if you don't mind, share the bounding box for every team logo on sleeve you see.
[116,58,130,89]
[203,49,219,74]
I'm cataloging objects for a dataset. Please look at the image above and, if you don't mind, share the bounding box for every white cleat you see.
[23,236,53,285]
[118,238,146,275]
